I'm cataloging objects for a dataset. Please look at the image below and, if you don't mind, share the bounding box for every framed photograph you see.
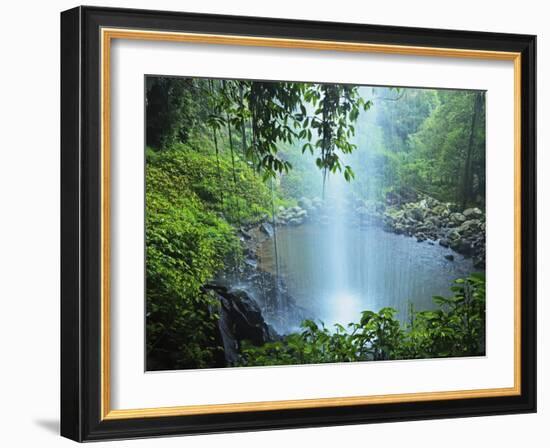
[60,6,536,442]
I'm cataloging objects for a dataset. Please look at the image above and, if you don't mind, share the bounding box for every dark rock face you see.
[205,284,279,365]
[239,227,253,240]
[221,287,278,346]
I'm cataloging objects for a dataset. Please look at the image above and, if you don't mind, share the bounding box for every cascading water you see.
[321,169,361,325]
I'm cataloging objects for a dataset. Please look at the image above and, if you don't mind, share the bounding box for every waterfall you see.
[322,168,361,325]
[248,86,480,334]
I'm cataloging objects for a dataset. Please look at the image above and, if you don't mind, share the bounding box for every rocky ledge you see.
[204,284,280,365]
[361,196,485,269]
[273,196,324,226]
[269,193,485,269]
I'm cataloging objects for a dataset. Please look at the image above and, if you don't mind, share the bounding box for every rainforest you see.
[145,76,486,371]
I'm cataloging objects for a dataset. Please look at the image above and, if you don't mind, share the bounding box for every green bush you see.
[148,140,272,225]
[146,166,238,369]
[145,140,274,370]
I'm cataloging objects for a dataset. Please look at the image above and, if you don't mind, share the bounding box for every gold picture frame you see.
[61,6,536,441]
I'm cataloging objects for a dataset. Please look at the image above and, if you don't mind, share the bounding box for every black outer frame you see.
[60,6,537,442]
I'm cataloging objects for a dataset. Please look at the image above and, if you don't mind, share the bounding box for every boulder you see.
[450,238,472,256]
[206,285,278,348]
[444,254,455,261]
[260,222,274,237]
[393,224,404,234]
[457,219,481,237]
[405,207,424,222]
[427,216,441,227]
[450,212,466,225]
[239,227,252,240]
[463,207,483,219]
[243,257,258,269]
[447,230,461,242]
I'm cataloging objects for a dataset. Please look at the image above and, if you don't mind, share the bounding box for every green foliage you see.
[374,88,438,153]
[276,141,324,200]
[238,274,485,367]
[146,77,205,149]
[148,139,272,225]
[146,169,233,369]
[148,76,368,183]
[341,87,485,208]
[298,83,371,182]
[405,91,486,205]
[145,140,273,370]
[401,272,486,358]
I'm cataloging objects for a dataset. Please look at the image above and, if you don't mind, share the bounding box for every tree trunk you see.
[460,93,482,209]
[238,83,248,160]
[208,80,224,208]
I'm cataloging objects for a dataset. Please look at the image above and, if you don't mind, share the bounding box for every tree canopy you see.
[146,77,371,185]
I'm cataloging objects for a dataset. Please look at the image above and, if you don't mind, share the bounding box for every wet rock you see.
[260,222,274,237]
[444,254,455,261]
[205,285,278,348]
[458,219,482,235]
[372,194,485,263]
[447,230,461,241]
[427,216,441,227]
[394,224,404,234]
[463,207,483,219]
[450,239,472,256]
[405,207,424,222]
[244,257,258,269]
[239,227,253,240]
[433,203,450,217]
[450,212,466,225]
